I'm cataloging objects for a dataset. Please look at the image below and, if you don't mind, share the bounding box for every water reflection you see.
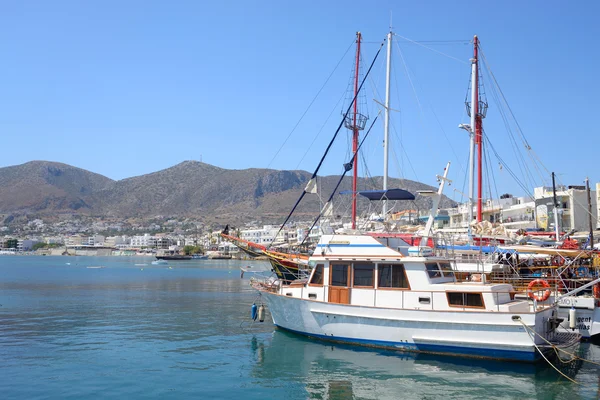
[251,330,598,400]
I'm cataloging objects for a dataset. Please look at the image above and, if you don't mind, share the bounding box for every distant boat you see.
[155,255,192,261]
[192,254,208,260]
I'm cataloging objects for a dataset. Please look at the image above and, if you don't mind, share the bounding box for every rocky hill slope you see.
[0,160,456,223]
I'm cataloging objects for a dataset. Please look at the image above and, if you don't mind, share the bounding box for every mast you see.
[382,31,392,218]
[351,32,362,229]
[466,35,487,242]
[587,177,594,249]
[467,38,477,242]
[552,172,560,241]
[473,36,483,223]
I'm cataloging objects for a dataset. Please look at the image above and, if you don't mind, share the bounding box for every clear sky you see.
[1,1,598,203]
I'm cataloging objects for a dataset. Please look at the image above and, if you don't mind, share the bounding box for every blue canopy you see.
[340,189,415,201]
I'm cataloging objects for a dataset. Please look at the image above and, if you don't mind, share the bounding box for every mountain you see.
[0,161,114,214]
[0,160,456,223]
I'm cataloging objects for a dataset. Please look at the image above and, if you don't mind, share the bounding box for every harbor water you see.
[1,256,599,399]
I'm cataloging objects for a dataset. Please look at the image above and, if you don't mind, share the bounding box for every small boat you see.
[192,254,208,260]
[155,255,192,260]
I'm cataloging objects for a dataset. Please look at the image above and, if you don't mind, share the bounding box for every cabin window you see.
[331,264,350,287]
[353,263,374,287]
[438,262,455,278]
[447,292,484,308]
[378,264,409,289]
[425,263,442,279]
[309,264,324,286]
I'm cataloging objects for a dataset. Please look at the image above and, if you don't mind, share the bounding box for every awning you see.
[340,189,415,201]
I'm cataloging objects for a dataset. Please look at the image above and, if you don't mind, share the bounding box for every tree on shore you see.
[183,245,204,255]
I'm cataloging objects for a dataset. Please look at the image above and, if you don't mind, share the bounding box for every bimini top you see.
[339,188,415,201]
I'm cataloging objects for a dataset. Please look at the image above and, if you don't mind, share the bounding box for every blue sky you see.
[1,1,598,202]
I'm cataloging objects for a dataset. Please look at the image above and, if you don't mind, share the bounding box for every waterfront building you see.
[104,236,129,248]
[17,239,40,251]
[533,185,597,232]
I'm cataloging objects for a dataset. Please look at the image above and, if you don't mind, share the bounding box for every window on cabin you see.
[353,263,374,287]
[438,262,455,278]
[378,264,409,289]
[310,264,324,285]
[331,264,350,287]
[425,263,442,279]
[447,292,484,308]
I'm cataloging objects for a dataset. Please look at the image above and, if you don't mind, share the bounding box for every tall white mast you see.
[382,30,392,218]
[467,37,477,244]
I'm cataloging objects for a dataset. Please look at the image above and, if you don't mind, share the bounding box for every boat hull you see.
[260,291,557,363]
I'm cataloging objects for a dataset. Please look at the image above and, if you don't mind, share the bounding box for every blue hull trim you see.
[275,325,540,363]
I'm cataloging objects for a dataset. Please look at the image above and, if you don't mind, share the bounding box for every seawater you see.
[1,256,599,400]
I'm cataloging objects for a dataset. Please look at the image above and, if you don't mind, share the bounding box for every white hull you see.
[261,290,554,362]
[557,296,600,339]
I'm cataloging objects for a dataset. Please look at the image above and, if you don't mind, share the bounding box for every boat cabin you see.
[279,235,529,313]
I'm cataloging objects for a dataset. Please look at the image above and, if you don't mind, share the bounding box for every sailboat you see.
[252,31,581,362]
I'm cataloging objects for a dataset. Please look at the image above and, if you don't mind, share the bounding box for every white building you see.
[534,185,597,232]
[240,225,281,245]
[131,234,158,248]
[105,236,129,248]
[17,239,40,251]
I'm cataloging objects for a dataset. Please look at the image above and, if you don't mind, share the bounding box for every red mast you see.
[473,36,483,222]
[351,32,362,229]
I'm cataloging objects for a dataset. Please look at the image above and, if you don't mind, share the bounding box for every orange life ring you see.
[594,283,600,299]
[527,279,551,302]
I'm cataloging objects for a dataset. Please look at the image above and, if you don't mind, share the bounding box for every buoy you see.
[258,305,265,322]
[527,279,551,302]
[251,303,258,321]
[569,306,576,330]
[593,284,600,299]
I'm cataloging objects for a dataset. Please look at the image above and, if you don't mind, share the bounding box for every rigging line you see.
[266,39,355,170]
[480,46,550,187]
[395,34,469,64]
[483,72,535,189]
[390,121,419,182]
[485,135,534,198]
[426,99,465,175]
[480,63,541,189]
[458,153,469,204]
[299,115,380,247]
[394,40,432,147]
[390,129,405,181]
[479,46,532,150]
[269,38,387,248]
[295,89,347,169]
[391,62,405,180]
[478,53,537,188]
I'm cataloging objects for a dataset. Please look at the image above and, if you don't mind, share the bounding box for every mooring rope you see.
[515,318,578,383]
[518,318,600,367]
